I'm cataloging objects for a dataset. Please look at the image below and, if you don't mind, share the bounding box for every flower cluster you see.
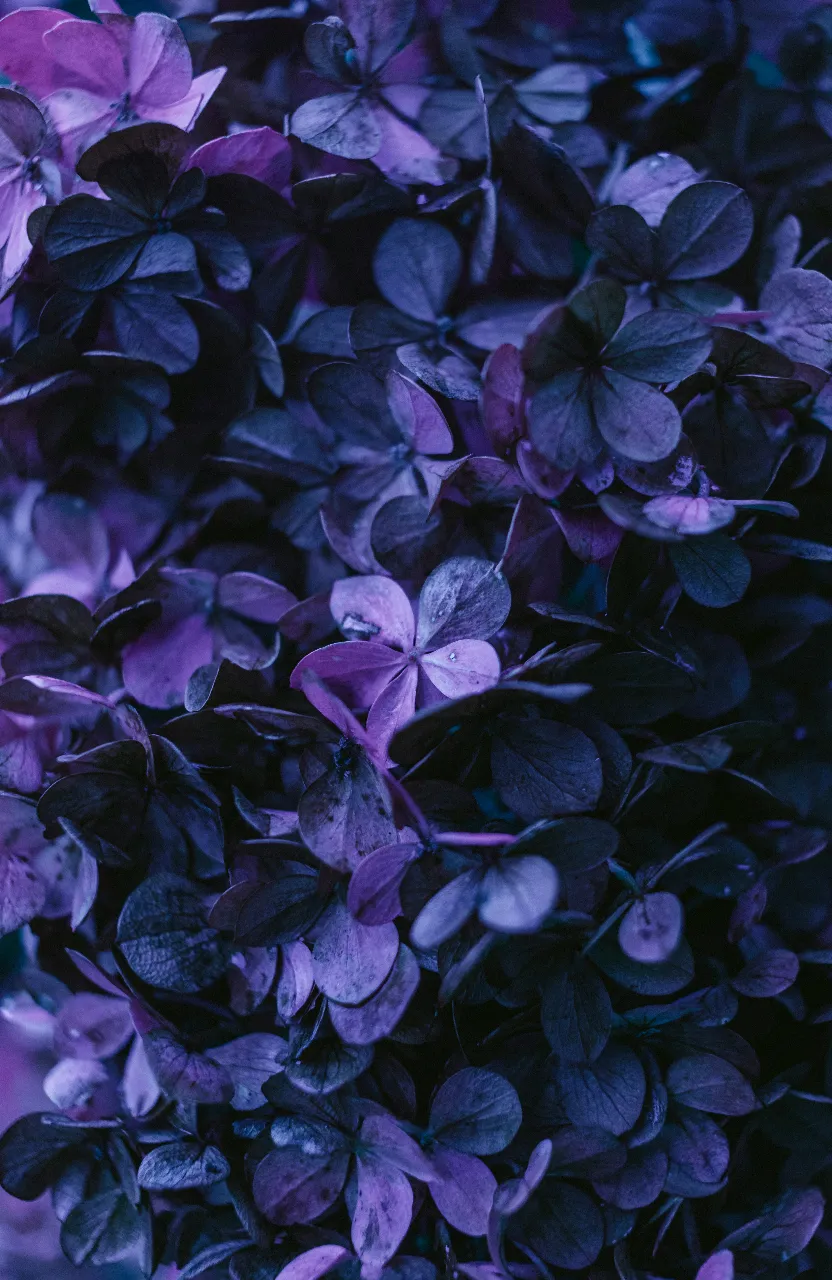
[0,0,831,1279]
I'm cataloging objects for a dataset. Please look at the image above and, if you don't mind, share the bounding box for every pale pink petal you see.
[331,576,415,649]
[43,18,125,99]
[365,663,418,760]
[144,66,225,129]
[128,12,192,107]
[291,641,406,707]
[420,640,500,699]
[188,127,292,191]
[0,9,72,98]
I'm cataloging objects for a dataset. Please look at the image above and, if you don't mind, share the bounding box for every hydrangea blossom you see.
[0,0,829,1278]
[291,560,509,756]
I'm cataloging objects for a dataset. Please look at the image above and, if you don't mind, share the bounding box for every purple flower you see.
[291,558,510,757]
[254,1100,436,1274]
[0,2,225,160]
[118,565,297,708]
[0,90,61,295]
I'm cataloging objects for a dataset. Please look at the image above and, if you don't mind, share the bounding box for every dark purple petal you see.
[292,642,406,707]
[429,1068,522,1155]
[329,944,420,1044]
[217,572,296,623]
[188,127,291,190]
[253,1147,350,1224]
[352,1155,413,1271]
[429,1147,495,1237]
[312,902,399,1005]
[205,1033,288,1109]
[347,843,420,925]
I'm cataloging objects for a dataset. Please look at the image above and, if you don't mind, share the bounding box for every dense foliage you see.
[2,0,832,1277]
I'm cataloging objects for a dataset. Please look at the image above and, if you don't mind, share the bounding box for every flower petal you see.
[331,575,415,649]
[420,639,500,699]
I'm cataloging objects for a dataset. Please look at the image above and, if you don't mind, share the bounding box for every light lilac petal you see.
[410,871,480,951]
[276,1245,351,1280]
[206,1032,288,1109]
[188,127,292,191]
[129,12,192,107]
[298,671,369,746]
[329,945,420,1046]
[379,35,434,85]
[352,1155,413,1272]
[420,640,500,700]
[122,1032,161,1117]
[366,664,419,761]
[696,1254,734,1280]
[373,104,452,187]
[347,843,421,925]
[386,372,453,456]
[218,571,297,623]
[71,845,99,931]
[54,993,133,1060]
[312,902,399,1005]
[359,1113,435,1181]
[0,9,72,98]
[0,715,43,794]
[145,66,225,128]
[0,843,46,930]
[122,612,214,709]
[43,19,125,98]
[89,0,126,16]
[430,1147,496,1236]
[292,641,406,707]
[1,184,45,293]
[254,1147,350,1224]
[44,1057,108,1110]
[643,494,735,535]
[23,566,98,605]
[44,89,117,161]
[478,857,558,933]
[277,940,315,1020]
[331,576,415,649]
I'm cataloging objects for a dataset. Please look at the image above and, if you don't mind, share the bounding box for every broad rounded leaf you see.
[657,182,753,280]
[541,961,612,1063]
[666,1054,756,1115]
[117,874,228,993]
[373,218,462,323]
[138,1141,230,1190]
[429,1068,521,1154]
